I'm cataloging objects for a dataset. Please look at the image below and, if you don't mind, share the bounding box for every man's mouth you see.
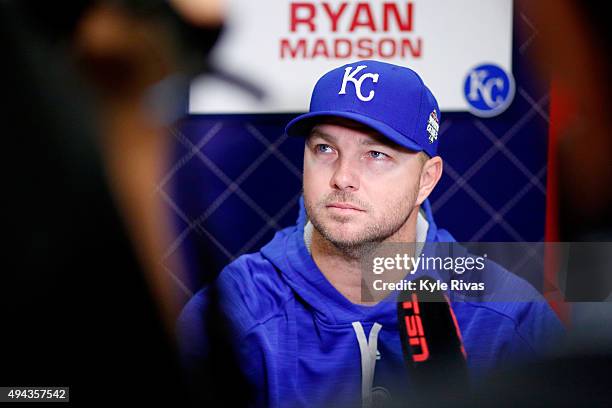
[326,202,365,212]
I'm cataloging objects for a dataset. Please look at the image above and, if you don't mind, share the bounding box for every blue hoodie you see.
[177,198,564,408]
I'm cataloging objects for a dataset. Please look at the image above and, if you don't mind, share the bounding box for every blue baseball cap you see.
[285,60,441,157]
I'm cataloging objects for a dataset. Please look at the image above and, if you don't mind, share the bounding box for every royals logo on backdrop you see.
[463,63,515,118]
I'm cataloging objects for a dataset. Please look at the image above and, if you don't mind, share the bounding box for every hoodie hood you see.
[260,196,456,327]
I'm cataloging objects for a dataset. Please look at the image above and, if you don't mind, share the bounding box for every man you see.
[177,60,564,408]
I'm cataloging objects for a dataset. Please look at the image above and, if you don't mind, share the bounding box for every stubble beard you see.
[304,187,419,258]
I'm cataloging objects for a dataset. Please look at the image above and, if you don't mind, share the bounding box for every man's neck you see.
[308,207,422,305]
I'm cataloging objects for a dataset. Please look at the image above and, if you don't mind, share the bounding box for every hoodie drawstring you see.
[352,322,382,408]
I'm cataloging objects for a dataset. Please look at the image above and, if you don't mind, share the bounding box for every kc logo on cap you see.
[286,60,442,158]
[338,65,380,102]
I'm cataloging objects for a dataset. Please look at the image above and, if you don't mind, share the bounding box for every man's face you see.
[303,121,425,250]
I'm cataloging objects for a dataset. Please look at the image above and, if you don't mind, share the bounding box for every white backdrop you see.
[189,0,513,113]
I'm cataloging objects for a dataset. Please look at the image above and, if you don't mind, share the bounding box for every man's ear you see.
[415,156,443,206]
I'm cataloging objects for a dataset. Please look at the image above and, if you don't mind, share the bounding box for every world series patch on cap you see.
[285,59,441,158]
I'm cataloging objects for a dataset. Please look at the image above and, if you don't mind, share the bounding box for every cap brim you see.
[285,111,423,153]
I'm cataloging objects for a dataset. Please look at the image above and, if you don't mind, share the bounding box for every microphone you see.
[397,276,468,389]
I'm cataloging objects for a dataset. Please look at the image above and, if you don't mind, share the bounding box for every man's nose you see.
[330,156,359,192]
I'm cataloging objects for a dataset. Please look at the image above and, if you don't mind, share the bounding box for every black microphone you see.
[397,276,468,390]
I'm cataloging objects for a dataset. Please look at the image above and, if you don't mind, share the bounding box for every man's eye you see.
[316,144,333,154]
[368,151,389,160]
